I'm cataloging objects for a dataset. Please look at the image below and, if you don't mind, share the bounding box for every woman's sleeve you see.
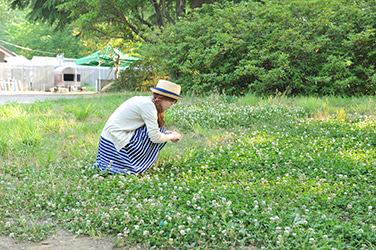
[141,104,168,143]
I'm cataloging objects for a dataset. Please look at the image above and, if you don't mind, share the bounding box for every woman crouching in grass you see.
[93,80,182,175]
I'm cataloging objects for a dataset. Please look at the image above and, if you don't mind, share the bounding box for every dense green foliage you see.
[0,0,90,58]
[147,0,376,96]
[1,94,376,249]
[115,60,169,92]
[7,0,72,30]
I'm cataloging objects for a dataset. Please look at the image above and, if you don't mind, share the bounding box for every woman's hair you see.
[152,93,177,127]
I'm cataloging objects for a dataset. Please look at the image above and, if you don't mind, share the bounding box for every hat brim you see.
[150,87,182,100]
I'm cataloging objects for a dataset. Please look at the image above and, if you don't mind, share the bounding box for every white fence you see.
[0,64,54,91]
[76,65,117,86]
[0,63,118,91]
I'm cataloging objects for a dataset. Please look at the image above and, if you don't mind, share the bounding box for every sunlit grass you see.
[0,93,375,249]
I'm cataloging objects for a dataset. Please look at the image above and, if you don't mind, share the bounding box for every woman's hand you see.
[167,132,182,142]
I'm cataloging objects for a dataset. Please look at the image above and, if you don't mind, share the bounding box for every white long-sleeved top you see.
[101,96,168,151]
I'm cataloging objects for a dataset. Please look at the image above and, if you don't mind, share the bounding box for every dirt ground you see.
[0,229,118,250]
[0,91,98,105]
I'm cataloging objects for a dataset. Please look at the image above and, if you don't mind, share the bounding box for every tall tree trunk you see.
[176,0,186,18]
[149,0,164,27]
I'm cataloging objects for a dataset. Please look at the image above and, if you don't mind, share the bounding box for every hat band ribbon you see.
[151,87,182,98]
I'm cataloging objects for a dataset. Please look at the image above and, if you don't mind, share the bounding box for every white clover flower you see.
[143,230,150,236]
[276,227,282,233]
[134,225,139,230]
[323,235,328,241]
[347,204,352,209]
[368,206,372,211]
[180,230,186,235]
[309,238,315,244]
[117,233,123,240]
[123,228,129,237]
[308,228,315,234]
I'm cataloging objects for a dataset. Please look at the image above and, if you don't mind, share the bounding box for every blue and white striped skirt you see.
[94,126,167,175]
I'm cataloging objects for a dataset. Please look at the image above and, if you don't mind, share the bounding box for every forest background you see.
[1,0,375,97]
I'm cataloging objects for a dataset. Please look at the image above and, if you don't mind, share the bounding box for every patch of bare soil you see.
[0,229,118,250]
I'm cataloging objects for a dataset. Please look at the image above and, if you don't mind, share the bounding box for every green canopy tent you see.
[75,45,141,91]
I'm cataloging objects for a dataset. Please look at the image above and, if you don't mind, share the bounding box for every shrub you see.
[146,0,376,96]
[114,59,169,91]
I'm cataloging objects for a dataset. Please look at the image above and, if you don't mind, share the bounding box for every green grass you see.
[1,92,376,249]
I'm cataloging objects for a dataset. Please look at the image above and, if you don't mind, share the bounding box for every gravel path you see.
[0,92,98,105]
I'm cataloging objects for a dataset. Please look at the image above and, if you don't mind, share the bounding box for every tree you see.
[7,0,243,42]
[146,0,376,96]
[1,0,90,59]
[6,0,72,30]
[0,0,24,40]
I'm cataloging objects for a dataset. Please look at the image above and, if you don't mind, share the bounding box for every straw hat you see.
[150,80,182,100]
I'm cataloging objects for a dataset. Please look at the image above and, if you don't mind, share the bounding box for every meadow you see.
[0,92,375,249]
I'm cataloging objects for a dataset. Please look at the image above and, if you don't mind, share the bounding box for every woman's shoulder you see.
[125,96,154,110]
[127,95,151,102]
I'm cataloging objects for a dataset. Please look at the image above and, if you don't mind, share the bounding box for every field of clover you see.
[0,93,375,249]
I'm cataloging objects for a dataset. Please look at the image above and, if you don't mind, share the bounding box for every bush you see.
[114,59,169,91]
[146,0,376,96]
